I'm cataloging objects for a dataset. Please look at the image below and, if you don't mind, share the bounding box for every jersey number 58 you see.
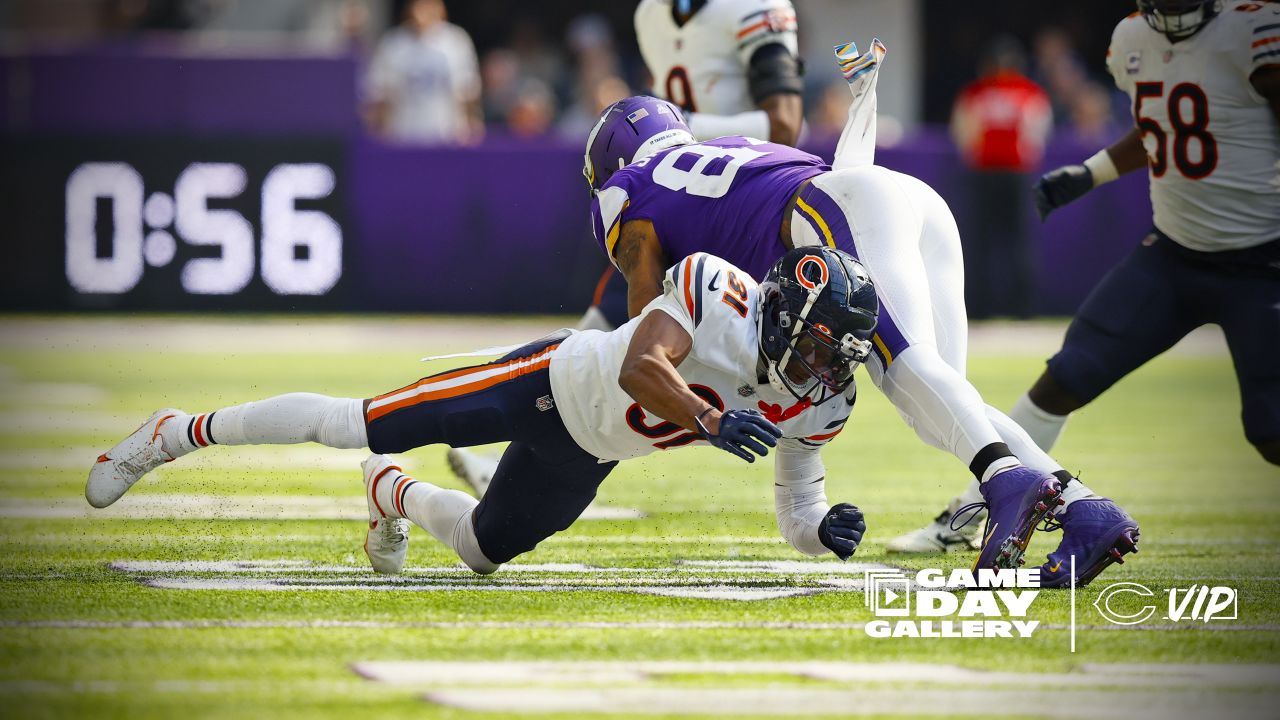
[1134,81,1218,180]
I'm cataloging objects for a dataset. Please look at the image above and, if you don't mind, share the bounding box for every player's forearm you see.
[774,443,830,555]
[618,351,716,433]
[1101,127,1148,177]
[775,483,830,556]
[759,93,803,146]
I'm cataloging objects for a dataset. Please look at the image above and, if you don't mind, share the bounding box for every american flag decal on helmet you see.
[627,108,650,123]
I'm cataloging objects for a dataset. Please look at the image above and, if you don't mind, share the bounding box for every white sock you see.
[1009,393,1069,452]
[986,405,1063,476]
[956,478,983,507]
[159,394,366,459]
[1057,479,1099,515]
[397,479,499,575]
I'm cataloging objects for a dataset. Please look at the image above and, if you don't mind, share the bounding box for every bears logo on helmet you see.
[758,247,878,406]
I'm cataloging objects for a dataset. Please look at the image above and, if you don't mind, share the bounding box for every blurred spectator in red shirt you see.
[950,36,1051,318]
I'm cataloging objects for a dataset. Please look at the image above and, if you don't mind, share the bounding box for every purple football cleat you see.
[971,466,1063,572]
[1038,498,1139,588]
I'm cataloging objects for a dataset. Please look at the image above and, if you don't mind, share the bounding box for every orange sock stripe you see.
[391,475,413,517]
[369,464,401,518]
[192,414,208,447]
[367,346,559,422]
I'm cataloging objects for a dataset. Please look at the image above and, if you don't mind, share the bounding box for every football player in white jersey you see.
[86,247,875,575]
[634,0,805,146]
[445,0,812,490]
[893,0,1279,570]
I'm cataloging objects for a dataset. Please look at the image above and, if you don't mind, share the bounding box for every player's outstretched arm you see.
[614,220,670,319]
[1033,127,1148,222]
[618,309,781,462]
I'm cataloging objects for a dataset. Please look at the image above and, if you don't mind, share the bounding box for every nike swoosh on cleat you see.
[707,271,720,292]
[96,454,110,463]
[1047,560,1063,573]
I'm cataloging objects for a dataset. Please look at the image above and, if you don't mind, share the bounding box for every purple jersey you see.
[590,137,827,281]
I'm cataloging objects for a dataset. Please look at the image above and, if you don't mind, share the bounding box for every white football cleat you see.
[445,448,499,497]
[361,454,411,575]
[86,408,182,508]
[885,495,986,554]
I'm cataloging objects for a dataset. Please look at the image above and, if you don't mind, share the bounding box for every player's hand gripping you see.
[695,409,782,463]
[819,503,866,560]
[1033,164,1094,221]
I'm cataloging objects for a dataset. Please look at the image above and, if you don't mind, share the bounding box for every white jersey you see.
[549,253,852,463]
[365,23,480,144]
[635,0,798,116]
[1106,2,1280,251]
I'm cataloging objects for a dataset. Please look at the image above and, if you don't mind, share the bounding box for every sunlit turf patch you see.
[2,316,1278,718]
[107,559,903,600]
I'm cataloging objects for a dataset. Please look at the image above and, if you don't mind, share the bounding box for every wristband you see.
[1083,149,1119,186]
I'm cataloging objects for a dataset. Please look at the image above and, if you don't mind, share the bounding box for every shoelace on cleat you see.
[380,519,409,545]
[1036,514,1063,533]
[949,502,988,532]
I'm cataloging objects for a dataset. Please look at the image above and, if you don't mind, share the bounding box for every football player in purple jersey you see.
[460,40,1139,582]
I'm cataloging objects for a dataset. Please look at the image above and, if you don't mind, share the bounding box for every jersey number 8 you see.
[652,144,769,199]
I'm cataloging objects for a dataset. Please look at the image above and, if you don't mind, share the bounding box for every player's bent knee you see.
[1028,371,1086,416]
[446,504,502,574]
[316,397,368,449]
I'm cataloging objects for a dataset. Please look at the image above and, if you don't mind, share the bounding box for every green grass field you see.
[1,315,1277,719]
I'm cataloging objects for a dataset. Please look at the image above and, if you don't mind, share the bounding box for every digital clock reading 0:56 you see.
[65,161,342,296]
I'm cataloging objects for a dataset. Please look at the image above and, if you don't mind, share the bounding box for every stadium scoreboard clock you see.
[1,137,351,311]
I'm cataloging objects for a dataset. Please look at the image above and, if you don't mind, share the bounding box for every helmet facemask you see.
[759,275,875,407]
[1137,0,1219,41]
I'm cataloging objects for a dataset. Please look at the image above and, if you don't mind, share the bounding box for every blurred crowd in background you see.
[3,0,1133,147]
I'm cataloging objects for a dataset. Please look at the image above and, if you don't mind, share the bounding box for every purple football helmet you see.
[583,95,695,194]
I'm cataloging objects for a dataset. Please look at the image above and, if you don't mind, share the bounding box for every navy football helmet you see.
[1136,0,1220,41]
[583,95,695,194]
[758,247,878,406]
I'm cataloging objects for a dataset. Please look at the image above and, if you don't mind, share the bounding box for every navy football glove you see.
[1033,164,1094,222]
[819,503,866,561]
[695,409,782,463]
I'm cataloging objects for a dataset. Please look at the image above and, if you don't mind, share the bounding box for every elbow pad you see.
[748,43,804,104]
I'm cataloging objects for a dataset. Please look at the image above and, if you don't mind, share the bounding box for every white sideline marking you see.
[354,660,1280,689]
[423,687,1278,718]
[5,619,1280,632]
[0,494,644,521]
[107,558,900,601]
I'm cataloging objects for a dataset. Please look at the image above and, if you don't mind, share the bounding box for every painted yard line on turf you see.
[422,687,1277,718]
[354,660,1280,688]
[4,619,1279,632]
[0,493,645,521]
[107,559,903,600]
[107,559,891,574]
